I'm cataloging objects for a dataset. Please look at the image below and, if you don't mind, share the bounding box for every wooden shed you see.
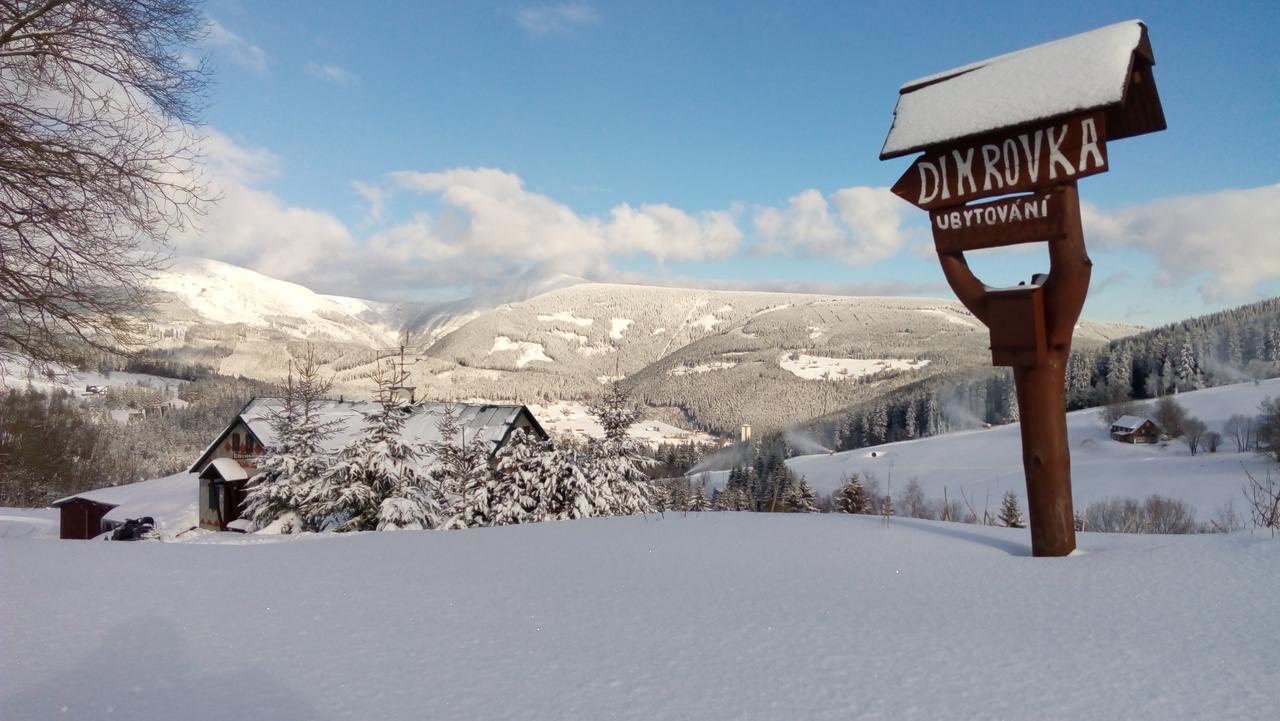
[51,496,117,540]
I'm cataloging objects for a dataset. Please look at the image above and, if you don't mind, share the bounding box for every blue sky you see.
[187,1,1279,325]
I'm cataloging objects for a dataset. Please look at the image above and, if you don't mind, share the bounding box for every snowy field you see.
[787,379,1280,520]
[0,361,187,398]
[778,354,930,381]
[1,514,1276,721]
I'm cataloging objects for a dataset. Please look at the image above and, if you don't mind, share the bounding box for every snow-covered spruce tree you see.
[998,490,1025,528]
[243,349,342,533]
[307,363,442,532]
[451,436,499,528]
[688,484,709,512]
[544,443,601,520]
[784,478,818,513]
[835,473,872,514]
[492,428,548,525]
[584,381,655,515]
[428,404,470,527]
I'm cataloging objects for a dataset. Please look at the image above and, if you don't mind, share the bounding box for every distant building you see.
[740,424,752,442]
[188,399,547,531]
[1110,416,1160,444]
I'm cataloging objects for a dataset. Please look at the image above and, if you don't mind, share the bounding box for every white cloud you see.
[172,132,354,282]
[515,2,601,35]
[352,181,387,224]
[753,186,908,265]
[175,144,744,299]
[205,18,267,73]
[1082,184,1280,300]
[605,203,742,262]
[305,62,359,86]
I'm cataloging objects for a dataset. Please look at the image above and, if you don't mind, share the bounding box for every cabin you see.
[1110,416,1160,444]
[187,399,548,531]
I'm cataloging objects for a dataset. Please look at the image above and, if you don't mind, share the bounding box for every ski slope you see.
[787,379,1280,520]
[1,514,1276,721]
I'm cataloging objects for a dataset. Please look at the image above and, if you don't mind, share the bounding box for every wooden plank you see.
[931,187,1066,254]
[892,112,1108,210]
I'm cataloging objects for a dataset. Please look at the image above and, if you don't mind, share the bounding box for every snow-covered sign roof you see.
[1111,415,1155,431]
[52,472,199,533]
[190,399,546,473]
[881,20,1163,159]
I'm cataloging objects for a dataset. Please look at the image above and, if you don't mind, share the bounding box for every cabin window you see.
[231,432,241,453]
[207,484,219,511]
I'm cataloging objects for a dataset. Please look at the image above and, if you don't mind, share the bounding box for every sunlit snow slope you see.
[786,378,1280,520]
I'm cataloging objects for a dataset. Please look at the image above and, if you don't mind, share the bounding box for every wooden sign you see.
[931,187,1066,254]
[892,112,1108,211]
[987,285,1047,368]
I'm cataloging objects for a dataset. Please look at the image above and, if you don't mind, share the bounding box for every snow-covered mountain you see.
[148,258,401,347]
[407,282,1138,433]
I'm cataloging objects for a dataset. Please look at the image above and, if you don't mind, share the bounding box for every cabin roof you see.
[1111,415,1156,431]
[881,20,1151,158]
[188,399,547,473]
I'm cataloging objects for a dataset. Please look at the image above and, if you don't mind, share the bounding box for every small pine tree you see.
[880,493,895,518]
[835,473,871,514]
[998,490,1025,528]
[451,436,498,528]
[688,484,709,512]
[585,381,655,516]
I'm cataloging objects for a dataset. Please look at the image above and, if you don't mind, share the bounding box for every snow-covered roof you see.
[1110,415,1155,431]
[203,457,249,482]
[881,20,1150,158]
[53,472,199,533]
[190,399,544,473]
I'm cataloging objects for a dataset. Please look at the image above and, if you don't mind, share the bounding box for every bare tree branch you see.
[0,0,211,373]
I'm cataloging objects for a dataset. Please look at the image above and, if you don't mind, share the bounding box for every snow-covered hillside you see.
[785,379,1280,521]
[0,359,188,398]
[2,515,1275,721]
[416,282,1140,434]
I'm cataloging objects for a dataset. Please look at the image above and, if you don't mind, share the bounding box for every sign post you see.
[879,21,1166,556]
